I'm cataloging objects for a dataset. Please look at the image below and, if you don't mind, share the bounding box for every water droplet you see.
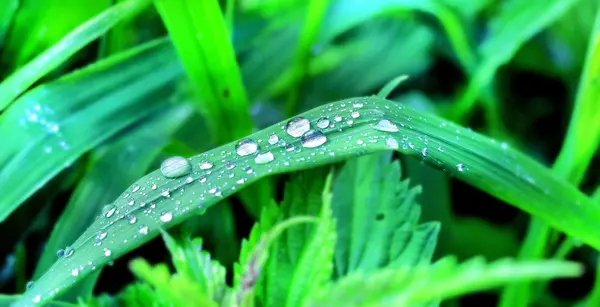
[71,269,79,277]
[26,281,34,289]
[131,185,140,193]
[160,156,191,178]
[127,200,135,206]
[386,138,399,149]
[96,231,108,241]
[236,178,245,184]
[317,117,330,129]
[268,134,279,145]
[160,212,173,222]
[334,115,342,122]
[33,295,41,303]
[301,130,327,148]
[285,143,295,152]
[151,183,157,190]
[139,225,149,235]
[351,111,360,118]
[128,215,137,224]
[353,102,364,108]
[161,189,170,197]
[64,246,74,258]
[457,163,465,172]
[186,176,193,183]
[244,166,254,174]
[255,151,274,164]
[347,119,354,125]
[235,139,258,156]
[374,119,399,132]
[226,161,236,169]
[200,176,207,183]
[200,161,213,170]
[56,249,65,258]
[102,205,116,218]
[104,248,112,257]
[286,117,310,138]
[421,148,428,156]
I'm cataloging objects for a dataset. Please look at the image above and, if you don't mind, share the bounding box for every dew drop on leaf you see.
[139,225,149,235]
[199,161,214,170]
[351,111,360,118]
[26,281,34,290]
[457,163,465,172]
[160,156,192,178]
[300,130,327,148]
[286,117,310,137]
[317,117,330,129]
[127,215,137,224]
[131,185,140,193]
[104,248,112,257]
[56,249,65,258]
[386,138,399,149]
[226,161,236,170]
[334,115,342,122]
[373,119,399,132]
[244,166,254,174]
[268,133,279,145]
[235,139,259,156]
[96,231,108,241]
[285,143,295,152]
[71,269,79,277]
[64,246,74,258]
[151,183,157,190]
[160,212,173,223]
[255,151,274,164]
[102,205,116,218]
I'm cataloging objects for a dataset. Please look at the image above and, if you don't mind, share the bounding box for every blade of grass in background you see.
[33,106,193,296]
[285,0,330,117]
[0,0,18,45]
[0,0,152,111]
[0,38,183,222]
[447,0,581,123]
[154,0,253,144]
[19,92,600,306]
[500,5,600,306]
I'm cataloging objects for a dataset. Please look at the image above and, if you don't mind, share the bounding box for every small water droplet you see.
[421,148,428,156]
[160,156,191,178]
[161,189,170,197]
[351,111,360,118]
[186,176,193,183]
[226,161,236,169]
[317,117,330,129]
[286,117,310,137]
[102,205,116,218]
[236,178,245,184]
[244,166,254,174]
[200,176,207,183]
[373,119,399,132]
[139,225,149,235]
[128,215,137,224]
[301,130,327,148]
[457,163,465,172]
[200,161,214,170]
[131,185,140,193]
[64,246,74,258]
[104,248,112,257]
[353,102,364,108]
[56,249,65,258]
[96,231,108,241]
[26,281,34,289]
[346,119,354,125]
[235,139,258,156]
[160,212,173,222]
[151,183,157,190]
[127,199,135,206]
[71,269,79,277]
[268,134,279,145]
[386,138,399,149]
[33,295,41,303]
[255,151,274,164]
[334,115,342,122]
[285,143,295,152]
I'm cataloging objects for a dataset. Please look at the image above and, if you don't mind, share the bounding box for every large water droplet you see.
[139,225,149,235]
[373,119,399,132]
[160,212,173,222]
[235,139,258,156]
[268,134,279,145]
[64,246,74,258]
[200,161,213,170]
[255,151,274,164]
[317,117,330,129]
[301,130,327,148]
[102,205,116,218]
[160,156,191,178]
[286,117,310,138]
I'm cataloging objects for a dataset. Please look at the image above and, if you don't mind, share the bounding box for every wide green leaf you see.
[18,91,600,306]
[332,151,439,277]
[0,0,152,110]
[0,37,183,222]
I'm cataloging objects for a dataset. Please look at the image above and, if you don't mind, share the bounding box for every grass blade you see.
[0,38,183,222]
[18,94,600,306]
[0,0,18,45]
[0,0,152,111]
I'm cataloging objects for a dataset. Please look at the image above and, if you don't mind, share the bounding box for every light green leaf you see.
[0,0,152,110]
[307,257,583,306]
[0,37,183,222]
[332,151,438,277]
[20,91,600,306]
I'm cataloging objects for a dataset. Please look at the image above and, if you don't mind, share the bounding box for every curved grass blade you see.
[18,94,600,306]
[0,0,152,111]
[0,38,183,222]
[0,0,18,45]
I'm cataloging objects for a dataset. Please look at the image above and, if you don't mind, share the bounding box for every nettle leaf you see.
[20,88,600,306]
[308,257,583,306]
[332,151,439,277]
[253,169,336,307]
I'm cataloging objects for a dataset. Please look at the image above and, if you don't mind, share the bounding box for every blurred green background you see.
[0,0,599,306]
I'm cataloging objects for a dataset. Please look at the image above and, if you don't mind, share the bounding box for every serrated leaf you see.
[0,0,152,110]
[20,92,600,306]
[0,37,183,222]
[255,168,336,307]
[332,151,439,277]
[308,257,583,306]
